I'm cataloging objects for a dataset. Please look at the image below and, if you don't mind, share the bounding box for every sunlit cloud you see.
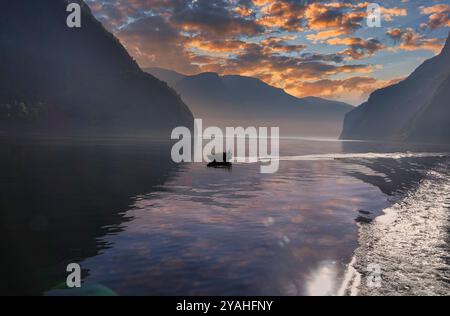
[327,37,386,60]
[420,4,450,29]
[86,0,449,104]
[285,76,404,105]
[387,28,446,53]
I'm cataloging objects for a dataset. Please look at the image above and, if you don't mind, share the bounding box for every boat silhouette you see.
[207,152,232,169]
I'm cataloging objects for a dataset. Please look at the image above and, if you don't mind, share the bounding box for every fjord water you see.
[1,138,449,295]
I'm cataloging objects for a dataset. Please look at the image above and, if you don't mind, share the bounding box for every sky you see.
[86,0,450,105]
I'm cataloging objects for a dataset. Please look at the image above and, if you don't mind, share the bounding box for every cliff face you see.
[404,73,450,142]
[341,32,450,143]
[0,0,193,136]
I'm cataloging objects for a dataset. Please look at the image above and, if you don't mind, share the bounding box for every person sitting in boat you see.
[207,152,232,168]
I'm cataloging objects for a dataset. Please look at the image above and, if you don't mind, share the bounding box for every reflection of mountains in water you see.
[340,141,450,197]
[344,156,447,197]
[0,140,179,295]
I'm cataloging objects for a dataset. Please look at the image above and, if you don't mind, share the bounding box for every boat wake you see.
[339,161,450,296]
[233,152,450,163]
[262,152,450,162]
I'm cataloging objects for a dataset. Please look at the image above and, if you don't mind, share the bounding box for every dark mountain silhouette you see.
[0,0,193,136]
[341,32,450,143]
[147,67,186,88]
[403,71,450,143]
[146,67,353,137]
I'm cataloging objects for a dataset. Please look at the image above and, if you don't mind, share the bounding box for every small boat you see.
[207,152,232,169]
[207,160,232,168]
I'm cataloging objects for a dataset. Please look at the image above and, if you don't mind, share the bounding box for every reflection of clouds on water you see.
[77,142,450,295]
[5,137,449,295]
[48,138,449,296]
[283,261,340,296]
[80,156,388,295]
[305,262,339,296]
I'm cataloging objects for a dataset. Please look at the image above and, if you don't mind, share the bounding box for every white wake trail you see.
[233,152,450,163]
[340,162,450,296]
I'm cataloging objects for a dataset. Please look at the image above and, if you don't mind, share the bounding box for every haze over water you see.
[1,138,449,295]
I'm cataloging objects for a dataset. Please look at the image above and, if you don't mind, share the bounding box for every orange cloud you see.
[420,4,450,29]
[305,2,407,41]
[252,0,274,7]
[286,76,405,105]
[86,0,441,104]
[260,37,306,54]
[327,37,386,60]
[234,6,253,17]
[387,28,446,53]
[380,7,408,21]
[305,3,365,32]
[257,1,306,31]
[187,38,246,53]
[307,29,348,41]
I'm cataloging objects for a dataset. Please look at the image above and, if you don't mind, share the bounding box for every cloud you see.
[305,2,365,34]
[85,0,443,104]
[386,28,446,53]
[305,2,406,41]
[187,37,247,53]
[259,37,307,54]
[379,6,408,21]
[327,37,386,60]
[170,0,264,38]
[256,0,307,31]
[307,28,349,41]
[287,76,405,105]
[234,5,254,17]
[116,15,201,73]
[420,4,450,29]
[208,42,375,82]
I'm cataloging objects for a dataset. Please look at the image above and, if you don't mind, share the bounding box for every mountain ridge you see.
[341,32,450,143]
[146,67,352,107]
[146,67,353,137]
[0,0,193,136]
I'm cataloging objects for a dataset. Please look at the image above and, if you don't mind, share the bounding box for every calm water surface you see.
[1,138,449,295]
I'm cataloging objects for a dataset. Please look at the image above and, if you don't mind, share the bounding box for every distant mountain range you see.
[341,32,450,144]
[147,68,354,137]
[0,0,193,136]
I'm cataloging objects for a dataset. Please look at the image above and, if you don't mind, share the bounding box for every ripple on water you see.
[345,162,450,296]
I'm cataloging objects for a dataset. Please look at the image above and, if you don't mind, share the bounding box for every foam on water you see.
[234,152,450,163]
[340,162,450,296]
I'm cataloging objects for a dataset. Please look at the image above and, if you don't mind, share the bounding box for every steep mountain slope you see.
[341,32,450,142]
[404,73,450,142]
[147,68,353,137]
[0,0,193,136]
[145,67,186,87]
